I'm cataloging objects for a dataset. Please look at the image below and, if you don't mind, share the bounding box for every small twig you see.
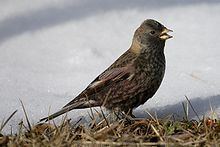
[182,102,189,121]
[0,110,18,132]
[73,117,83,128]
[154,111,161,127]
[20,99,32,131]
[94,122,119,139]
[150,124,164,141]
[94,108,102,118]
[0,118,5,130]
[167,135,184,143]
[117,116,128,132]
[113,110,121,121]
[100,107,110,128]
[42,133,50,141]
[89,115,97,129]
[145,109,157,122]
[182,128,196,138]
[87,111,94,121]
[10,125,13,135]
[185,96,200,121]
[18,120,24,136]
[74,140,169,146]
[209,100,218,120]
[47,105,51,124]
[101,89,112,107]
[94,117,105,128]
[182,138,206,146]
[85,94,94,120]
[52,119,59,133]
[60,113,68,131]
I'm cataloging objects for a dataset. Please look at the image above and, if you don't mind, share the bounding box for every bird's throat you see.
[130,38,143,55]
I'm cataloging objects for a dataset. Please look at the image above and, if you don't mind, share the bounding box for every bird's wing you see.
[40,65,134,122]
[63,64,134,107]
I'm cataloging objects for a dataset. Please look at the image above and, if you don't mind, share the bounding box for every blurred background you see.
[0,0,220,133]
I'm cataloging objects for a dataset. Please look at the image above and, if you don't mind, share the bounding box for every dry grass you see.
[0,101,220,146]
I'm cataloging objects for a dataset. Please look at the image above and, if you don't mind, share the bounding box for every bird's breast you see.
[133,53,166,91]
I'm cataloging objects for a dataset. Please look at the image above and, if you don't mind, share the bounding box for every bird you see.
[40,19,172,122]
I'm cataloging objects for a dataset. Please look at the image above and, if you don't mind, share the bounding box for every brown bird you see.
[40,19,172,122]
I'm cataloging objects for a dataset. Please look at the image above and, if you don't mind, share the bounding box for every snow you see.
[0,0,220,133]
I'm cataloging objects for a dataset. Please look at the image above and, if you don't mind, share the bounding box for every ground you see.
[0,0,220,133]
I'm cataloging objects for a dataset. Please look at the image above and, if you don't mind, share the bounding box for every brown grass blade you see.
[19,99,32,131]
[0,110,17,132]
[185,96,200,121]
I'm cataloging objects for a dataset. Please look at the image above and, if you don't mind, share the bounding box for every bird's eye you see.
[150,31,155,35]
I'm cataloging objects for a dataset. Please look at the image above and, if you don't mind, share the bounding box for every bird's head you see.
[131,19,172,54]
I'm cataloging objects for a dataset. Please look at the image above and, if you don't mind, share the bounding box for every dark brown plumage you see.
[40,19,172,122]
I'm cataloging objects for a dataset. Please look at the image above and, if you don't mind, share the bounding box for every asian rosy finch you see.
[40,19,172,121]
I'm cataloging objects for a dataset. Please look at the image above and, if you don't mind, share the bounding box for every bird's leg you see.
[124,109,135,118]
[118,109,136,122]
[112,110,122,121]
[123,109,144,121]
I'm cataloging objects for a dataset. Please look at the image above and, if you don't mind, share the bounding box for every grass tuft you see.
[0,97,220,146]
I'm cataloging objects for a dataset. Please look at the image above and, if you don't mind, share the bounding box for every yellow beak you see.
[159,28,173,40]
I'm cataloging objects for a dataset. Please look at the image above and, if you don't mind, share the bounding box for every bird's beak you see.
[159,28,173,40]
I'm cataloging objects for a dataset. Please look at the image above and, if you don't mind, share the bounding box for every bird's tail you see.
[40,99,99,122]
